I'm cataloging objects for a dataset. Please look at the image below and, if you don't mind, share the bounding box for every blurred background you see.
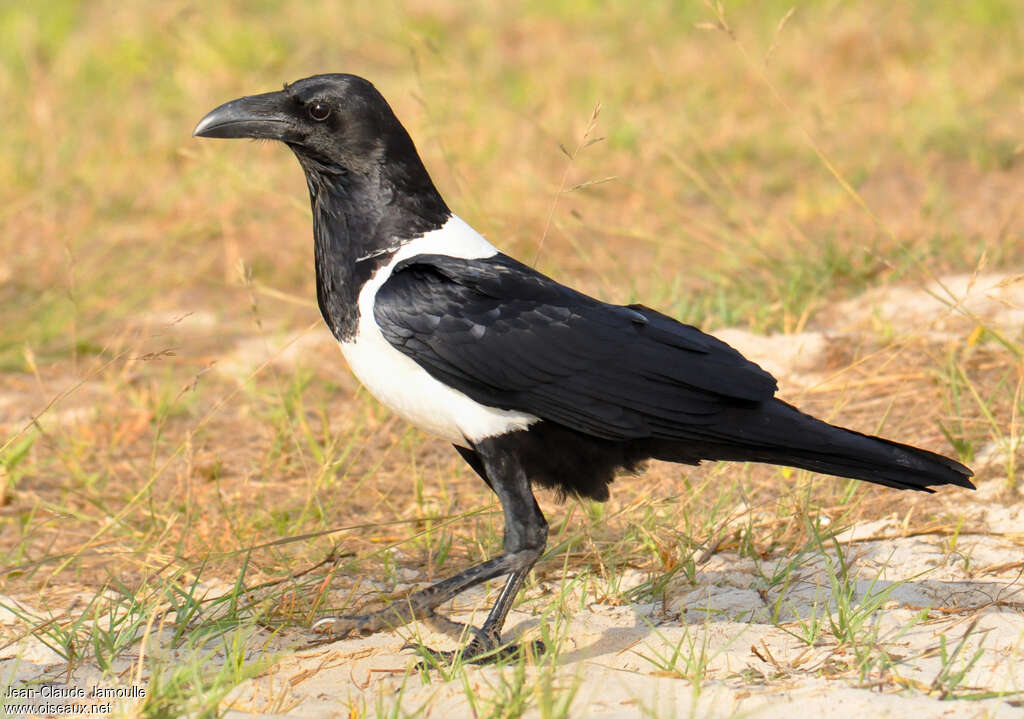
[0,1,1022,709]
[3,0,1020,357]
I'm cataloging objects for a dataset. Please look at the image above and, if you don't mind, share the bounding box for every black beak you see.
[193,90,296,140]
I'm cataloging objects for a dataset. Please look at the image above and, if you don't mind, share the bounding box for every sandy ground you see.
[5,510,1024,718]
[2,273,1022,717]
[218,508,1024,719]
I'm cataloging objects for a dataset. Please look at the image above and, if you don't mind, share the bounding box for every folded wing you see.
[373,253,779,441]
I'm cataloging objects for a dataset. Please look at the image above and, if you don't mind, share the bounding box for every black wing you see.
[374,253,778,441]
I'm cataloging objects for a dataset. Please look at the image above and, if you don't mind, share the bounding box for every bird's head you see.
[193,73,428,183]
[193,72,449,248]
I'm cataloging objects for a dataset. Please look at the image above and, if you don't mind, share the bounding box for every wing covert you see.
[373,253,778,441]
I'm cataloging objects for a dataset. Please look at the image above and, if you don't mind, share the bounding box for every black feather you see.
[375,253,974,499]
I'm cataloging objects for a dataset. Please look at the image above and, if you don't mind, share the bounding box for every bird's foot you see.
[405,628,545,668]
[310,606,411,643]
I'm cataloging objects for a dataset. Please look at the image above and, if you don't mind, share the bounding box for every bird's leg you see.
[417,569,526,640]
[409,569,535,654]
[313,437,547,665]
[311,552,536,639]
[405,438,548,664]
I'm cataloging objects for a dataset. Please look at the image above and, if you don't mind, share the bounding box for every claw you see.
[311,616,344,634]
[311,614,375,638]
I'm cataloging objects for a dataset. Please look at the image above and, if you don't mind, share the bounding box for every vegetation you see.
[0,1,1021,716]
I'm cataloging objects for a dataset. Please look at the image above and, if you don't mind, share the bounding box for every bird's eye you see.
[308,101,331,121]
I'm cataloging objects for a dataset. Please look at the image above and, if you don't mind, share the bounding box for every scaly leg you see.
[314,436,548,663]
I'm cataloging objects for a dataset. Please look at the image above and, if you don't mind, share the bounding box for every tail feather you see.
[655,399,974,492]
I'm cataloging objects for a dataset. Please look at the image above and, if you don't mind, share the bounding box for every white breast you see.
[339,215,539,446]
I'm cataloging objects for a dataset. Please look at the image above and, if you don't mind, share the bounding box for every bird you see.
[193,73,974,664]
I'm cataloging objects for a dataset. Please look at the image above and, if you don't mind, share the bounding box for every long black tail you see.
[655,399,974,492]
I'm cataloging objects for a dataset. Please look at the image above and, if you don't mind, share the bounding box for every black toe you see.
[408,635,546,668]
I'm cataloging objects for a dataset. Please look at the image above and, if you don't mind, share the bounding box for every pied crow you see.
[194,73,973,663]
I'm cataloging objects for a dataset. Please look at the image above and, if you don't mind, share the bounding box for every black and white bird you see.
[194,73,973,662]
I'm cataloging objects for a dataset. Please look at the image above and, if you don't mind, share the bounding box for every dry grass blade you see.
[0,1,1021,717]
